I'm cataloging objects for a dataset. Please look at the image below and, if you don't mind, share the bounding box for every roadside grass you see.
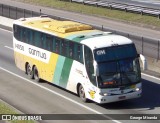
[13,0,160,28]
[0,101,34,123]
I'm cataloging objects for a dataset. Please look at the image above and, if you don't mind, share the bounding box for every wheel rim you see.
[27,64,31,75]
[34,67,39,80]
[79,86,85,99]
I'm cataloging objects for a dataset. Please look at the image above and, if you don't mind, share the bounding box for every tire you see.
[26,63,34,79]
[78,85,88,102]
[33,66,41,82]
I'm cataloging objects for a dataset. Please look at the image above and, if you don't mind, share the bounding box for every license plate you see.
[119,96,126,99]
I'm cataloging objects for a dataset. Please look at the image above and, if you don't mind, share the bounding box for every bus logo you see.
[89,90,96,99]
[97,50,105,55]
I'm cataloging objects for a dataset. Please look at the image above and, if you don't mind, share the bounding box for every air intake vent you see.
[43,21,93,33]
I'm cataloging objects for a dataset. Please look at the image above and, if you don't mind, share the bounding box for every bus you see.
[13,16,141,103]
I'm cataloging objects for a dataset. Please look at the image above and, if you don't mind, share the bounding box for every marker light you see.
[103,81,114,85]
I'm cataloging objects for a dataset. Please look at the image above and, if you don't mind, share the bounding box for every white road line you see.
[142,73,160,81]
[0,63,121,123]
[4,46,13,50]
[0,28,12,33]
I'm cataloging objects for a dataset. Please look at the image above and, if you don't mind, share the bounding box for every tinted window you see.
[84,46,96,85]
[46,34,53,51]
[55,38,60,53]
[69,42,74,59]
[94,44,137,62]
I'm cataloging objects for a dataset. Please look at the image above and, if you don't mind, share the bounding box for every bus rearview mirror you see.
[93,61,99,76]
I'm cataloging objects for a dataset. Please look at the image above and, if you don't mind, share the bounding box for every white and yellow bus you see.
[13,16,142,103]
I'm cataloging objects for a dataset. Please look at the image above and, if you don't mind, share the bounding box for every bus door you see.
[84,46,97,99]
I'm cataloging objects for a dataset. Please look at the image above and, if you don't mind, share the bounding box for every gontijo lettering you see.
[29,48,47,59]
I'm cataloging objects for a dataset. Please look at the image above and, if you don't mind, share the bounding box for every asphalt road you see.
[106,0,160,9]
[0,0,160,40]
[0,28,160,123]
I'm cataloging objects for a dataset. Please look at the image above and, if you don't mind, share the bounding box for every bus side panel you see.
[43,52,58,82]
[59,58,73,88]
[14,52,25,72]
[52,55,65,85]
[14,49,59,83]
[66,61,86,94]
[52,56,74,89]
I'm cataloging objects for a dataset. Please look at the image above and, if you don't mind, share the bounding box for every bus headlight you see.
[135,88,140,91]
[99,92,108,96]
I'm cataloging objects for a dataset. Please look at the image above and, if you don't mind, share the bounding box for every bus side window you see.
[69,42,74,59]
[13,25,18,40]
[34,31,40,47]
[32,31,35,46]
[55,38,60,54]
[40,33,46,50]
[73,43,83,63]
[52,36,56,53]
[61,39,65,56]
[22,27,26,43]
[46,34,53,51]
[28,29,32,45]
[26,28,30,44]
[64,40,69,58]
[73,43,77,61]
[78,45,83,63]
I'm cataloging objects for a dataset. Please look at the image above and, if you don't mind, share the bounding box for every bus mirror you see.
[93,61,99,76]
[140,54,147,70]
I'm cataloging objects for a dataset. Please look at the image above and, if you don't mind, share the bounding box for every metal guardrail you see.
[71,0,160,19]
[0,4,159,60]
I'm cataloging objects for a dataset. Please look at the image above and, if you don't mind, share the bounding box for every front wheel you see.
[33,66,41,82]
[79,85,88,102]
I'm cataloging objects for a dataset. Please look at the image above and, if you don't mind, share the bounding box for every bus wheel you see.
[26,63,34,79]
[79,85,88,102]
[33,66,40,82]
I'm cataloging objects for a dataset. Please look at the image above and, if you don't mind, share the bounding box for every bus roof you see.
[81,34,133,50]
[14,16,93,34]
[14,17,133,50]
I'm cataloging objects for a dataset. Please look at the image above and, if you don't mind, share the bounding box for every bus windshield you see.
[94,44,141,88]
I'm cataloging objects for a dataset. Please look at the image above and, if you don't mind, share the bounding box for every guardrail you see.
[0,4,159,60]
[70,0,160,19]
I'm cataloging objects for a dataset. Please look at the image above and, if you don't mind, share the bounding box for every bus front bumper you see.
[97,90,142,104]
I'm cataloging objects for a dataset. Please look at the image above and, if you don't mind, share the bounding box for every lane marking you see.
[142,73,160,81]
[0,28,12,33]
[0,63,121,123]
[4,46,13,50]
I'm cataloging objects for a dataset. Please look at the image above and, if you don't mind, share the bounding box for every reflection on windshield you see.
[98,58,141,88]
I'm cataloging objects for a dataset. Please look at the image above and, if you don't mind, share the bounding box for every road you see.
[106,0,160,9]
[0,28,160,123]
[0,0,160,40]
